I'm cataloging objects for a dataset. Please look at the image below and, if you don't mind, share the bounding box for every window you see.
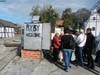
[92,27,95,31]
[93,17,96,20]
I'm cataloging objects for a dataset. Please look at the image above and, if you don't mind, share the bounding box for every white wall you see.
[85,13,100,36]
[0,26,15,38]
[55,27,64,35]
[0,27,2,38]
[1,27,4,38]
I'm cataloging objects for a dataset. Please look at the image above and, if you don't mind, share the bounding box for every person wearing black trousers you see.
[52,33,61,63]
[84,28,95,69]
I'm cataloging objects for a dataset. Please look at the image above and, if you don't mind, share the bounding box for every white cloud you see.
[0,0,96,17]
[0,0,34,17]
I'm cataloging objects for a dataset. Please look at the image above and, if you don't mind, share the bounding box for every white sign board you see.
[24,23,42,50]
[42,23,51,50]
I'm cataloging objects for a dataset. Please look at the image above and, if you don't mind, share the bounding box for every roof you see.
[56,20,64,26]
[0,19,17,28]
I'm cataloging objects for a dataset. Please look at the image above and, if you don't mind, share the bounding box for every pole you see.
[95,13,97,37]
[96,13,100,75]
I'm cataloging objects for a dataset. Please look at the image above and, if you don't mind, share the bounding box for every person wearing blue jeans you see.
[64,49,73,70]
[76,47,84,66]
[76,29,87,67]
[61,28,76,72]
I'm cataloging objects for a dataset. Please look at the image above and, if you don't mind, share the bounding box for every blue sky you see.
[0,0,99,24]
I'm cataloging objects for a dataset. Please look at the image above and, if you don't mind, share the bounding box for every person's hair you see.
[64,28,70,34]
[80,29,84,33]
[55,33,59,36]
[87,28,91,31]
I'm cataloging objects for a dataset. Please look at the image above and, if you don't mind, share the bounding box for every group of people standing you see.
[52,28,99,72]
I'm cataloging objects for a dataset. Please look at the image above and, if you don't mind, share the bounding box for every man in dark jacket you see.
[85,28,95,69]
[61,28,75,72]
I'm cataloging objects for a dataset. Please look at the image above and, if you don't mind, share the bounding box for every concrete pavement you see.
[0,36,20,72]
[0,58,41,75]
[31,59,100,75]
[0,58,100,75]
[0,45,17,71]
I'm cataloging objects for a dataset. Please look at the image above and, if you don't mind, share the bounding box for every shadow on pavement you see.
[42,50,54,63]
[54,61,65,70]
[42,50,66,71]
[82,65,100,75]
[42,50,100,75]
[70,59,100,75]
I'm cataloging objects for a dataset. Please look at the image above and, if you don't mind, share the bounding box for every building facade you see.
[85,6,100,36]
[0,19,17,38]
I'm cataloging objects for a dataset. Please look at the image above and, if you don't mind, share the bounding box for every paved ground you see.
[0,58,40,75]
[0,57,100,75]
[0,36,20,72]
[31,59,100,75]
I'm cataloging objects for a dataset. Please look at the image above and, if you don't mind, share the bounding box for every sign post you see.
[21,23,51,59]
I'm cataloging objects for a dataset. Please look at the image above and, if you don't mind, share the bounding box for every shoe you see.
[66,69,69,72]
[88,66,95,69]
[80,64,84,67]
[69,65,71,68]
[76,64,79,68]
[99,64,100,67]
[53,61,57,64]
[90,66,95,69]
